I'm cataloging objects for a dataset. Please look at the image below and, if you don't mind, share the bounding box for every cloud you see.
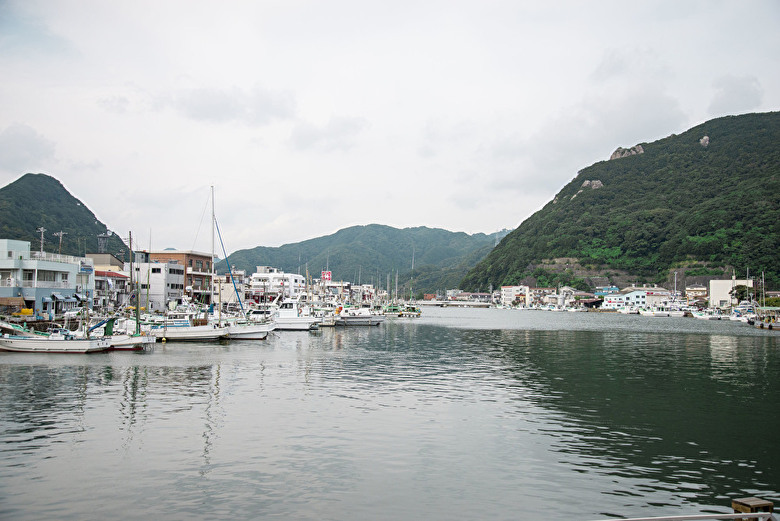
[0,4,74,58]
[154,85,296,126]
[708,75,763,116]
[290,116,369,151]
[0,124,56,173]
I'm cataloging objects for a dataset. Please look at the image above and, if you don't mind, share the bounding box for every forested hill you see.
[221,224,507,294]
[461,111,780,291]
[0,173,127,257]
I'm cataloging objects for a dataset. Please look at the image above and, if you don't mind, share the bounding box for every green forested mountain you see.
[0,173,128,257]
[221,224,506,296]
[461,112,780,291]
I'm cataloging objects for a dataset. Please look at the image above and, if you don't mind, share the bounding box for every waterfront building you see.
[129,260,186,312]
[248,266,307,302]
[93,270,129,311]
[213,268,248,308]
[708,278,754,309]
[602,285,670,310]
[0,239,94,318]
[148,250,214,304]
[500,285,529,307]
[685,284,708,305]
[527,287,555,307]
[594,285,620,297]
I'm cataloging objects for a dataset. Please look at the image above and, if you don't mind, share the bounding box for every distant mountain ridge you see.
[461,111,780,291]
[221,224,508,295]
[0,174,127,257]
[0,174,507,295]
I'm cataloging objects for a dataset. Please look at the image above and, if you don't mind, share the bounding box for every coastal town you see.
[1,235,777,351]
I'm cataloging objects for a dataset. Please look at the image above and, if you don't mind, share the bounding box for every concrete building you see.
[500,285,529,307]
[247,266,307,302]
[93,270,130,312]
[709,279,754,309]
[602,286,671,310]
[148,250,214,304]
[0,239,94,318]
[129,261,186,312]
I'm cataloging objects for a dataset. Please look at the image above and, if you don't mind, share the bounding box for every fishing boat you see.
[692,308,723,320]
[334,305,385,326]
[273,298,321,330]
[88,316,155,350]
[400,304,422,318]
[222,318,273,340]
[0,329,110,353]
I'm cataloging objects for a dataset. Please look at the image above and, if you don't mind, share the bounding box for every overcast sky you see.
[1,1,778,255]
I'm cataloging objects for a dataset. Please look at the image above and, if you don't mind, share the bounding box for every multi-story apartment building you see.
[0,239,95,318]
[128,261,186,312]
[148,250,213,304]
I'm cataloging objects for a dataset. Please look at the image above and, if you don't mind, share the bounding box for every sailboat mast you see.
[211,185,215,306]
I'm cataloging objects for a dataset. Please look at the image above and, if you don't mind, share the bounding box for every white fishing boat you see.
[334,306,385,326]
[0,330,110,353]
[273,298,321,331]
[223,319,273,340]
[400,304,422,318]
[639,307,671,317]
[692,309,723,320]
[88,316,156,350]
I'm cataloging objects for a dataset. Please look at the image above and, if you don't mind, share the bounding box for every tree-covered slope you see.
[221,224,506,294]
[461,112,780,290]
[0,173,128,257]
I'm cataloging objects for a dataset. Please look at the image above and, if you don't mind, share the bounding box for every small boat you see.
[400,304,422,318]
[224,320,273,340]
[143,311,228,341]
[0,330,110,353]
[639,307,671,317]
[271,298,321,331]
[692,309,723,320]
[334,306,385,326]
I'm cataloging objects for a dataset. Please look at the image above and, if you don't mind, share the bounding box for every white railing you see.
[0,280,73,289]
[31,251,85,264]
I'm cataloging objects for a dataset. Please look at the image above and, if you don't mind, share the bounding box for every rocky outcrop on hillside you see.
[610,144,644,160]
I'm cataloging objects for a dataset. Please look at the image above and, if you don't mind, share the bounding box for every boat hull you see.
[335,316,386,326]
[148,325,228,341]
[108,334,156,349]
[0,335,111,353]
[226,324,270,340]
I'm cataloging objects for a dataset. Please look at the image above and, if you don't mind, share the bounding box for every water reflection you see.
[486,328,780,509]
[0,312,778,520]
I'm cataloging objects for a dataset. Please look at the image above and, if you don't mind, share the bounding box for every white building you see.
[213,268,248,308]
[0,239,94,318]
[602,286,671,310]
[709,279,753,309]
[248,266,307,302]
[500,285,529,307]
[128,261,185,312]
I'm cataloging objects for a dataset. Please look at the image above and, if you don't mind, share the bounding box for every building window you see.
[151,268,161,274]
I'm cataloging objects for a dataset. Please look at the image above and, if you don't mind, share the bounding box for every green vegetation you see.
[0,174,127,257]
[462,112,780,290]
[222,225,508,295]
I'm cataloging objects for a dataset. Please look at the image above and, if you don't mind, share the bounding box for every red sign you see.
[322,270,332,281]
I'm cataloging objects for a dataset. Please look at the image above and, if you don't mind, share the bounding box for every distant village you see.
[0,237,776,321]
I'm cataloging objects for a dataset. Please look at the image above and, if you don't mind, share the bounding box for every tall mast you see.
[211,185,216,307]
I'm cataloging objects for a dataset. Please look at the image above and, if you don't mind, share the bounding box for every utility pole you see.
[36,227,46,255]
[53,231,67,254]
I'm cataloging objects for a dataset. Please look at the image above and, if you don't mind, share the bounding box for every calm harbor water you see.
[1,307,778,520]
